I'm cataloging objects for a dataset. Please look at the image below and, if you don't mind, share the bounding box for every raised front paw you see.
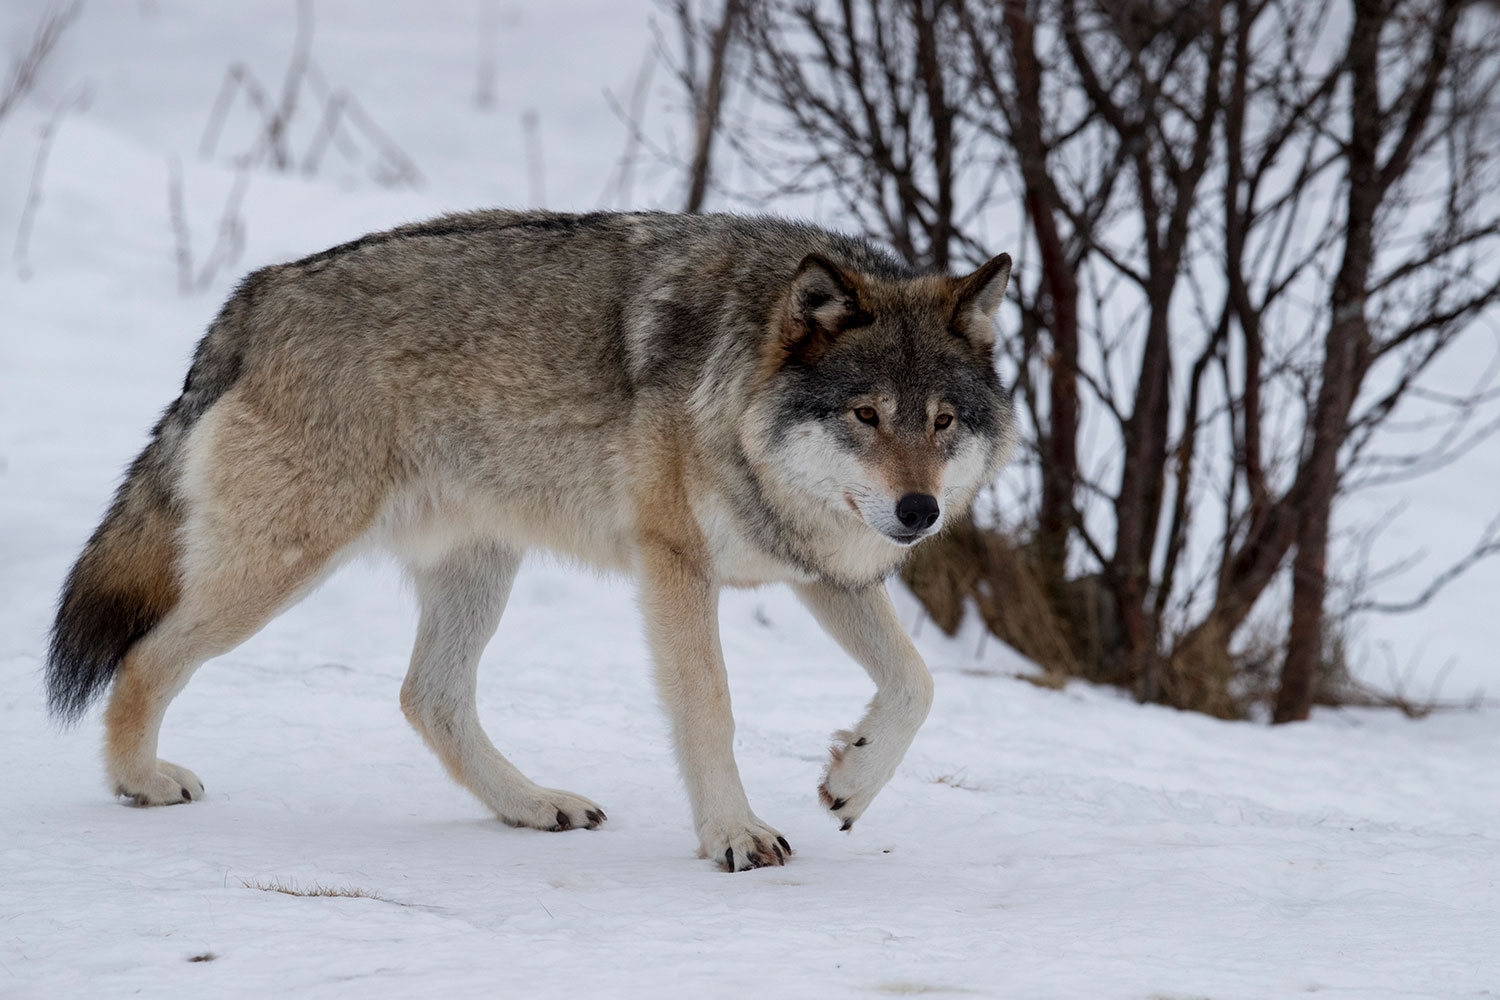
[698,815,792,872]
[818,728,899,831]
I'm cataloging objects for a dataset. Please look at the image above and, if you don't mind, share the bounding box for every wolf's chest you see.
[690,493,817,588]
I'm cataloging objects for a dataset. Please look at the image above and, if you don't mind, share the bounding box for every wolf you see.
[46,210,1015,871]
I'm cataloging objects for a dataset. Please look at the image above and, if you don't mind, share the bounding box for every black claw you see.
[853,737,868,746]
[840,818,854,832]
[584,809,604,827]
[777,835,792,855]
[831,797,848,811]
[181,788,191,801]
[724,847,734,871]
[554,809,572,831]
[772,842,783,861]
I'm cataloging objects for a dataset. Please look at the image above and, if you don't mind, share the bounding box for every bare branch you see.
[12,85,90,279]
[1352,516,1500,615]
[0,1,81,125]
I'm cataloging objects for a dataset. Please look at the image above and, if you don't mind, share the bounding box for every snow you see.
[2,3,1497,998]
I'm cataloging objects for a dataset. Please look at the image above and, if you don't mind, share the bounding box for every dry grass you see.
[930,771,982,792]
[903,518,1084,678]
[240,877,398,903]
[1156,622,1254,720]
[1014,670,1070,691]
[903,516,1250,718]
[904,518,1491,721]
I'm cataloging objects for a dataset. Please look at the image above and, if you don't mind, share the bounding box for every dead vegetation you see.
[167,0,422,295]
[0,2,80,125]
[240,877,399,903]
[196,0,420,189]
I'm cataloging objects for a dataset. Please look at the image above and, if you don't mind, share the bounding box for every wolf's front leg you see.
[795,580,934,831]
[639,544,790,871]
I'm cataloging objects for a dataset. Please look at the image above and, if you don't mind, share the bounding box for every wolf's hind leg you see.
[105,626,209,805]
[105,536,337,805]
[105,393,382,806]
[401,543,605,831]
[794,581,934,832]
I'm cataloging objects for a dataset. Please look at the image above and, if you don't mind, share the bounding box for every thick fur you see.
[46,210,1016,868]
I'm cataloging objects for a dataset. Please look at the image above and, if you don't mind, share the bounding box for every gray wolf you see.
[46,210,1015,871]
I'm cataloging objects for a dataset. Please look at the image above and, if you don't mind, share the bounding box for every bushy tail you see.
[47,434,186,722]
[45,268,257,720]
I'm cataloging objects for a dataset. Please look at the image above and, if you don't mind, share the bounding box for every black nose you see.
[896,493,940,531]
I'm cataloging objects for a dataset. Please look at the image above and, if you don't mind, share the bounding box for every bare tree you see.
[660,0,748,212]
[198,0,421,189]
[673,0,1500,720]
[6,3,84,280]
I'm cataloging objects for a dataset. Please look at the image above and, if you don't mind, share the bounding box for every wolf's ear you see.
[951,252,1012,351]
[780,254,868,362]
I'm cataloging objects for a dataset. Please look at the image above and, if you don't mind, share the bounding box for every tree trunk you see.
[1274,0,1384,723]
[1002,0,1078,592]
[684,0,742,214]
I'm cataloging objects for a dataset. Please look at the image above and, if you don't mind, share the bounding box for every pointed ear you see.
[780,254,868,362]
[951,252,1011,350]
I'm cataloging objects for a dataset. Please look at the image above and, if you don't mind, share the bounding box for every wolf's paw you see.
[497,787,607,832]
[698,815,792,872]
[818,729,897,831]
[116,760,205,806]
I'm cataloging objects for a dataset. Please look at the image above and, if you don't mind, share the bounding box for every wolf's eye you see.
[934,413,954,430]
[854,406,879,426]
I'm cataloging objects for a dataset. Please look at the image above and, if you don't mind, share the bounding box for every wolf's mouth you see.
[885,531,925,546]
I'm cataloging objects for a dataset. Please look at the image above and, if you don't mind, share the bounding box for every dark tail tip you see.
[48,391,195,722]
[46,578,160,723]
[46,504,179,723]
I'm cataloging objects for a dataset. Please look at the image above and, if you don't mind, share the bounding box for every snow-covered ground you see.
[2,3,1497,998]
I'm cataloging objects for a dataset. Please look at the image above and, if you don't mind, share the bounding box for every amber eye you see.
[934,413,954,430]
[854,406,879,426]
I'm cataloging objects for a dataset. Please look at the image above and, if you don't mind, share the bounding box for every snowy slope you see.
[2,4,1498,998]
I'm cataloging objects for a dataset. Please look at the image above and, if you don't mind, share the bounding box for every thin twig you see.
[522,108,545,208]
[13,86,90,279]
[0,1,82,125]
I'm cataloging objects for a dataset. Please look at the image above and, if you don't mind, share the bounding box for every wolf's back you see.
[46,276,253,721]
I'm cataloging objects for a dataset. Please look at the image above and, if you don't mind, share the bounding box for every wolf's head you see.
[743,250,1017,550]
